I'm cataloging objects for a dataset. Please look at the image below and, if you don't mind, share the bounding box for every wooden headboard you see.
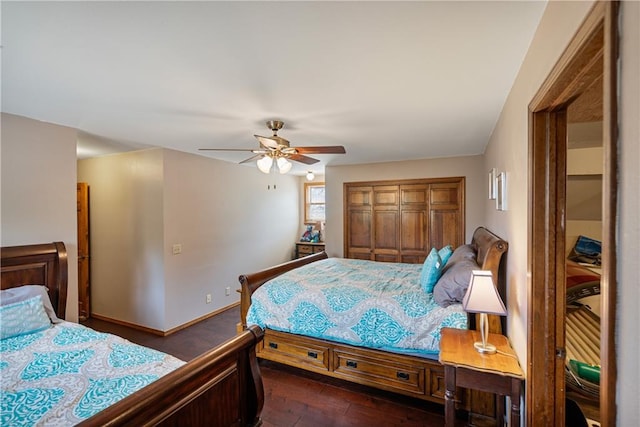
[470,226,509,334]
[1,242,68,319]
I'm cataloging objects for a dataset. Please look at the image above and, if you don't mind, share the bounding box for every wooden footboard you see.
[239,251,328,330]
[80,325,265,427]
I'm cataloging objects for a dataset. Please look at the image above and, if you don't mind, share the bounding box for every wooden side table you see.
[439,328,524,427]
[295,242,325,259]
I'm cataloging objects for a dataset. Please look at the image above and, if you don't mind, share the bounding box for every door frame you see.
[527,2,618,426]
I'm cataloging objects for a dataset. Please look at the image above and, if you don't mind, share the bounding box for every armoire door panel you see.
[374,186,399,206]
[400,211,426,252]
[429,184,460,210]
[400,184,428,206]
[347,186,373,207]
[349,251,374,261]
[430,210,462,249]
[400,254,423,264]
[374,253,400,263]
[374,210,399,250]
[348,211,372,249]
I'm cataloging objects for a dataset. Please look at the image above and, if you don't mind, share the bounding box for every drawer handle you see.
[346,360,358,369]
[307,351,318,359]
[269,342,278,349]
[397,371,410,381]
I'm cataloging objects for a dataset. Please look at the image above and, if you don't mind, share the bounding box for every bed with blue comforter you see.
[1,320,185,426]
[246,257,467,356]
[240,227,508,409]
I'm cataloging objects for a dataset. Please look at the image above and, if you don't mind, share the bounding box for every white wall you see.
[77,149,166,330]
[617,1,640,423]
[78,148,300,331]
[324,155,484,257]
[162,149,299,329]
[1,113,79,321]
[483,0,639,423]
[482,0,596,366]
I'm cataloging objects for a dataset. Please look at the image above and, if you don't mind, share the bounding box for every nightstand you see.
[439,328,524,427]
[295,242,325,259]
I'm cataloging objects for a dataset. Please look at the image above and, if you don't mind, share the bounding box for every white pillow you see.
[0,285,62,323]
[0,295,52,339]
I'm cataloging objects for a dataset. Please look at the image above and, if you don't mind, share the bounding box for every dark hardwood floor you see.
[82,305,462,426]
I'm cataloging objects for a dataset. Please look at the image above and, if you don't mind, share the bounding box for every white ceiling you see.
[1,1,547,175]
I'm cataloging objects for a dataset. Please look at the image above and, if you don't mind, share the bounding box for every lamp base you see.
[474,341,497,354]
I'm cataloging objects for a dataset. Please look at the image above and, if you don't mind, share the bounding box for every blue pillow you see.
[0,295,51,340]
[420,248,443,293]
[439,245,454,266]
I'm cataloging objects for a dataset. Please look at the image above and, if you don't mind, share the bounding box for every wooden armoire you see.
[344,177,464,263]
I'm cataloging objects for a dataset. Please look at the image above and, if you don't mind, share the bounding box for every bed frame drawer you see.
[258,330,330,372]
[332,349,425,396]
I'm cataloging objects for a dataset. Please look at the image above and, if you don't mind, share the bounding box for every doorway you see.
[527,2,618,426]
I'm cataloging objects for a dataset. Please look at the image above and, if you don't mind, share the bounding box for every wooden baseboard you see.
[90,301,240,336]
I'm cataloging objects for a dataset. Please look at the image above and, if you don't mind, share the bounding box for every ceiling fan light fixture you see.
[306,171,315,181]
[276,157,292,174]
[256,155,273,174]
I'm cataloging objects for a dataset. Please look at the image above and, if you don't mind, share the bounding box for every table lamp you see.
[462,270,507,354]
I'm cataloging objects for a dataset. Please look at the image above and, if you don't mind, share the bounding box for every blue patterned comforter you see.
[246,258,467,355]
[1,321,185,426]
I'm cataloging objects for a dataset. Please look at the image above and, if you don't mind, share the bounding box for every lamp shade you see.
[256,155,273,174]
[276,157,292,174]
[462,270,507,316]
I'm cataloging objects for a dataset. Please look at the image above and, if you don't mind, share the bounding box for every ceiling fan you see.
[199,120,346,174]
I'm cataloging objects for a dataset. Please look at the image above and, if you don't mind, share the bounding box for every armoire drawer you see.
[332,349,425,395]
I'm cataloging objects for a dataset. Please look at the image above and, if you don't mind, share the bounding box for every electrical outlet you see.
[206,294,212,304]
[225,287,231,296]
[172,244,182,255]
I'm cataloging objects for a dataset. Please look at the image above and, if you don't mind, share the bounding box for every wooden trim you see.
[528,2,618,426]
[303,181,325,224]
[528,111,568,425]
[342,176,466,188]
[600,2,619,424]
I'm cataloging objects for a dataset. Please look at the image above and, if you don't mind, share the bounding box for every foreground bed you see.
[240,226,508,422]
[1,242,264,426]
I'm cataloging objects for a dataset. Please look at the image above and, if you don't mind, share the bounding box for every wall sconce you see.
[462,270,507,354]
[496,172,507,211]
[306,171,315,181]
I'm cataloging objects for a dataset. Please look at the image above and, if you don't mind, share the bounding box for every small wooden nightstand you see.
[439,328,524,427]
[295,242,325,259]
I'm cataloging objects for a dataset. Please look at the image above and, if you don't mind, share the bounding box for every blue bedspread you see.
[1,321,184,426]
[246,258,467,355]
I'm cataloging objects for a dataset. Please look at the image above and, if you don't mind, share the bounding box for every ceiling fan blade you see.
[198,148,256,152]
[289,154,320,165]
[254,135,281,149]
[294,146,346,154]
[239,154,263,164]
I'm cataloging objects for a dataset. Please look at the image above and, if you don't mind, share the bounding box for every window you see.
[304,183,325,223]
